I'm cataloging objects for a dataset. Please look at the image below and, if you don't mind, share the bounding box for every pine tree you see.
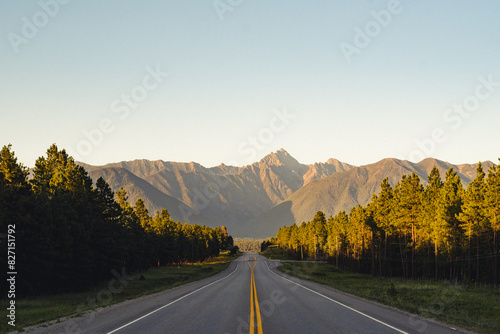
[372,178,394,275]
[458,163,486,282]
[96,177,121,222]
[0,144,29,191]
[0,144,30,228]
[95,177,124,276]
[135,198,153,232]
[330,211,349,266]
[29,144,100,291]
[485,160,500,285]
[394,173,423,278]
[422,166,443,279]
[289,224,299,256]
[115,187,147,271]
[349,205,370,267]
[0,145,37,294]
[311,211,327,259]
[436,168,464,280]
[364,203,378,275]
[298,222,308,260]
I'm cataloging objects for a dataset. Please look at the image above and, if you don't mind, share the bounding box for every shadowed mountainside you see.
[81,151,493,238]
[86,167,215,227]
[82,149,352,234]
[245,158,494,237]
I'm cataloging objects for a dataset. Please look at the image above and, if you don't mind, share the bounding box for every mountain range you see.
[79,149,494,238]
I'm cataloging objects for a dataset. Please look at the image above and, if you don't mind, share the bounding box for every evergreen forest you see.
[272,163,500,284]
[0,144,233,296]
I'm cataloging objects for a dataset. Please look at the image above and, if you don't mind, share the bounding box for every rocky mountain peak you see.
[259,149,304,170]
[80,149,363,237]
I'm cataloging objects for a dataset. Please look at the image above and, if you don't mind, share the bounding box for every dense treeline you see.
[0,144,233,296]
[273,163,500,284]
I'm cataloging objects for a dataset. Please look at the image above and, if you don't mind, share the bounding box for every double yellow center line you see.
[248,256,263,334]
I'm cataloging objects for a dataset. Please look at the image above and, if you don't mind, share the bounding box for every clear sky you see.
[1,0,499,168]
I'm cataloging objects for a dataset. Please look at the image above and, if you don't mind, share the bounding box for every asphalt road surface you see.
[24,253,469,334]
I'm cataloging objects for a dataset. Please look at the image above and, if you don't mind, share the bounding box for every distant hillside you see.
[82,149,352,234]
[246,158,494,238]
[80,151,494,238]
[87,167,215,227]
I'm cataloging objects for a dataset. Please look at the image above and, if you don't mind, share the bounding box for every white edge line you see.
[106,263,239,334]
[265,261,409,334]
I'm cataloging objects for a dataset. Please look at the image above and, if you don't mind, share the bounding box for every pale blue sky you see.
[1,1,499,167]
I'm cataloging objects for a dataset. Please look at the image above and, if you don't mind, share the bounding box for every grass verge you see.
[260,247,299,260]
[278,262,500,334]
[1,251,239,333]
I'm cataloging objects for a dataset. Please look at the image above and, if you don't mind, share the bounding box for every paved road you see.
[25,253,469,334]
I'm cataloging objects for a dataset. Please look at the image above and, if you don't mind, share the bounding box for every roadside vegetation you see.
[0,144,239,332]
[265,162,500,334]
[0,144,235,295]
[1,251,239,333]
[272,164,500,285]
[278,261,499,334]
[260,244,303,261]
[264,163,500,333]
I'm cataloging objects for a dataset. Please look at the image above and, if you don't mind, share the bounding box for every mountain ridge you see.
[245,157,495,237]
[79,150,494,238]
[86,167,214,227]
